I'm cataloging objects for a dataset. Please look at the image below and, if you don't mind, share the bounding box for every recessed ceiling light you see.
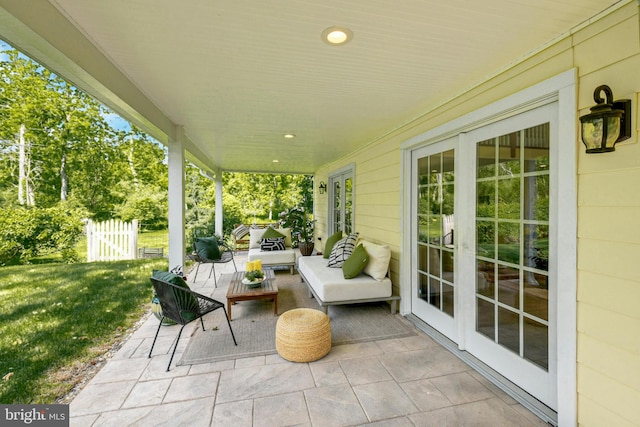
[284,134,295,139]
[321,26,353,46]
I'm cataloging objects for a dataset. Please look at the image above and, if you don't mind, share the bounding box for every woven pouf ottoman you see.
[276,308,331,362]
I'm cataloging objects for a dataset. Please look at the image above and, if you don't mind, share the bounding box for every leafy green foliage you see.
[244,269,264,281]
[183,172,314,241]
[0,205,85,265]
[113,183,167,230]
[0,258,167,403]
[0,47,168,223]
[279,206,315,244]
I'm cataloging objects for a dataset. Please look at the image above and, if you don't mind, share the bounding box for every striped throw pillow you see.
[233,224,250,239]
[327,233,359,268]
[260,237,286,251]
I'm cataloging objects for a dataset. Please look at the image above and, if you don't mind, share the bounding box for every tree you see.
[0,47,169,222]
[221,172,309,223]
[0,50,54,207]
[114,183,167,230]
[0,48,116,212]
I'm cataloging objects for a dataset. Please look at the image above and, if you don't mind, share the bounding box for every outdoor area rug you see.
[178,271,415,365]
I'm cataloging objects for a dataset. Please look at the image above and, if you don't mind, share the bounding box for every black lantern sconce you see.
[318,181,327,194]
[580,85,631,153]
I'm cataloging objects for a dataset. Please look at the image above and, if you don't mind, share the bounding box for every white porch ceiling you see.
[0,0,623,174]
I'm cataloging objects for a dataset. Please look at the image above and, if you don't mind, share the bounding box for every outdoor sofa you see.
[298,233,400,314]
[247,227,298,274]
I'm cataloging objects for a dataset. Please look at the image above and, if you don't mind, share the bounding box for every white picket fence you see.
[86,219,138,261]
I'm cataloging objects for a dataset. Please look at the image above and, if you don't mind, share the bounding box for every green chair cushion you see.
[195,237,221,260]
[342,244,369,279]
[152,270,199,322]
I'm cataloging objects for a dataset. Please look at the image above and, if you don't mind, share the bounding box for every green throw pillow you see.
[152,270,199,322]
[323,231,343,259]
[195,237,221,260]
[262,226,285,239]
[342,244,369,279]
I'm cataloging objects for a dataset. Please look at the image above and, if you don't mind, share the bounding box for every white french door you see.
[329,167,354,235]
[411,138,457,342]
[410,103,558,410]
[463,103,557,409]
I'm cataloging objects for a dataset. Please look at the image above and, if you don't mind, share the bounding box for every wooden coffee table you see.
[226,269,278,320]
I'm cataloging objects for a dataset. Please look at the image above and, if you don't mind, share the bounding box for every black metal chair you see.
[189,240,237,285]
[148,277,237,371]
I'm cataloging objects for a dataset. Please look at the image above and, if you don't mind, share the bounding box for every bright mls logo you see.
[1,404,68,426]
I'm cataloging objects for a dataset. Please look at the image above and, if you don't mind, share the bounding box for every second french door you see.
[329,166,354,235]
[410,103,558,410]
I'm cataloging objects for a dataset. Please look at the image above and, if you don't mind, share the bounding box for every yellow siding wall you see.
[315,2,640,424]
[574,4,640,425]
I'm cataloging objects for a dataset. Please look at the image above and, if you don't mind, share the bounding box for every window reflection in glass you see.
[498,307,519,354]
[477,298,495,340]
[524,175,549,221]
[498,266,520,309]
[416,150,455,317]
[497,222,520,264]
[524,275,548,320]
[498,178,520,219]
[477,139,496,178]
[476,260,495,297]
[524,317,548,370]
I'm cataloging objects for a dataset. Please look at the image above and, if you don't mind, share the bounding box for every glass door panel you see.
[464,108,556,409]
[344,177,353,234]
[329,168,354,236]
[412,140,457,340]
[474,123,550,370]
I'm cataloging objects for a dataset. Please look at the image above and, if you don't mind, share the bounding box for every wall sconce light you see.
[580,85,631,153]
[319,181,327,194]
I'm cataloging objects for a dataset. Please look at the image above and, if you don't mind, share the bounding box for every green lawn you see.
[0,257,168,404]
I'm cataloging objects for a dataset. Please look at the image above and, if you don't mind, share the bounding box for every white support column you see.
[215,176,223,237]
[167,126,186,270]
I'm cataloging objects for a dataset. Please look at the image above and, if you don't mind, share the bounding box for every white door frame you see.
[400,69,577,425]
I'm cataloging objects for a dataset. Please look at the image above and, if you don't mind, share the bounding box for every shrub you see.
[0,205,85,265]
[114,185,167,231]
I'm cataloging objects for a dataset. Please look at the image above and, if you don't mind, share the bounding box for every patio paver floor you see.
[69,254,548,427]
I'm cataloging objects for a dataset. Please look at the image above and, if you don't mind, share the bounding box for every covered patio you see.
[68,253,545,426]
[2,2,639,426]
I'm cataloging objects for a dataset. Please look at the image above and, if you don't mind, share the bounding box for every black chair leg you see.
[148,316,164,358]
[211,264,217,287]
[193,263,201,282]
[223,309,238,346]
[166,325,186,371]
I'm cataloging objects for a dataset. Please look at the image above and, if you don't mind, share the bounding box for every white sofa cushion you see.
[249,227,292,248]
[248,247,297,265]
[360,240,391,281]
[298,255,392,302]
